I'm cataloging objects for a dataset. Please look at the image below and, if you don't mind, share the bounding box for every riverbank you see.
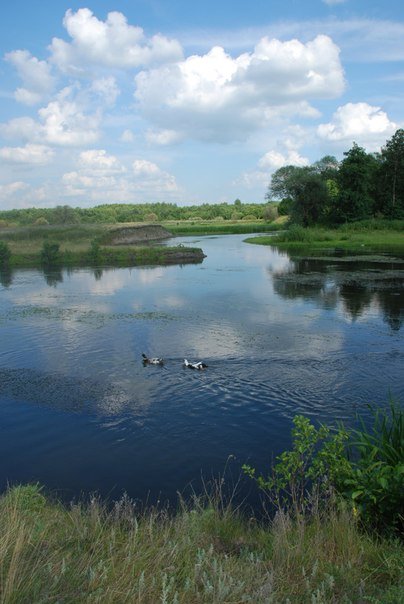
[0,484,402,603]
[0,223,205,268]
[245,220,404,256]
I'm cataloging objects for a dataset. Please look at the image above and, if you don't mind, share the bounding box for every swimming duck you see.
[183,359,208,370]
[142,353,164,365]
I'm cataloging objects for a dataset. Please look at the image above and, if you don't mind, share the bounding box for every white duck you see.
[183,359,208,370]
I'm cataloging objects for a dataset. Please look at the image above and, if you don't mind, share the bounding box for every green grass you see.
[246,220,404,255]
[162,220,283,236]
[0,223,207,268]
[0,484,402,603]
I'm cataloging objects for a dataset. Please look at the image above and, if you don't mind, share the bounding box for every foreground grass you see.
[246,220,404,256]
[0,485,402,603]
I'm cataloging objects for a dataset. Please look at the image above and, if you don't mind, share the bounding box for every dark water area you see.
[0,234,403,508]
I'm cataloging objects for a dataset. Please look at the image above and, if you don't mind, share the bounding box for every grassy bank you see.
[162,219,285,236]
[0,484,402,603]
[0,223,206,268]
[245,220,404,256]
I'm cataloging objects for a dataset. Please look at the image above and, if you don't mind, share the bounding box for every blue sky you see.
[0,0,403,209]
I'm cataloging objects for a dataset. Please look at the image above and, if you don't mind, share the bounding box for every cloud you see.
[0,181,29,196]
[317,102,397,149]
[135,34,345,142]
[145,129,183,146]
[90,77,120,106]
[49,8,183,74]
[258,149,309,170]
[120,129,135,143]
[322,0,347,5]
[132,159,178,191]
[79,149,125,173]
[60,153,178,202]
[0,87,102,147]
[0,144,54,164]
[5,50,55,105]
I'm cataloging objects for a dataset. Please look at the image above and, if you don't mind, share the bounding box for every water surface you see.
[1,235,403,505]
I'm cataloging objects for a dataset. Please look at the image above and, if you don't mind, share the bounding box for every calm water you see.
[1,234,403,506]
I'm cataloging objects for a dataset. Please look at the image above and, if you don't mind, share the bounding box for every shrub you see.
[244,402,404,535]
[338,401,404,535]
[243,416,350,517]
[40,241,60,266]
[33,217,49,226]
[263,204,279,222]
[0,240,11,267]
[87,239,101,265]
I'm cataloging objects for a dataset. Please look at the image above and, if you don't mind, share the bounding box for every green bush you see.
[338,401,404,535]
[40,240,60,266]
[244,402,404,535]
[243,416,350,517]
[0,240,11,267]
[33,217,49,226]
[87,239,101,265]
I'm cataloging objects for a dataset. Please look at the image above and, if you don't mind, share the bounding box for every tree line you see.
[0,200,273,227]
[267,129,404,226]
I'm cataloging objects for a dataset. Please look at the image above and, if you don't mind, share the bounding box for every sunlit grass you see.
[246,220,404,255]
[0,484,402,603]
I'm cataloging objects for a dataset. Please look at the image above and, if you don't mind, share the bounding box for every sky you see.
[0,0,403,210]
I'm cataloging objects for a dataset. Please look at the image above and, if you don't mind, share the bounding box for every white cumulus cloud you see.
[135,34,345,142]
[5,50,55,105]
[79,149,125,172]
[317,102,397,149]
[0,144,54,164]
[49,8,183,75]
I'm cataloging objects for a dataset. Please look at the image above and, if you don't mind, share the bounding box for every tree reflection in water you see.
[270,256,404,330]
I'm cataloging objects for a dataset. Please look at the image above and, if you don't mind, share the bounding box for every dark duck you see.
[183,359,208,370]
[142,353,164,366]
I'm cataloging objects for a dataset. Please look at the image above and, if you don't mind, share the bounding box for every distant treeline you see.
[0,200,276,227]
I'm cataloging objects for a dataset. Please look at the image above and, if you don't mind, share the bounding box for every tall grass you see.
[0,484,402,603]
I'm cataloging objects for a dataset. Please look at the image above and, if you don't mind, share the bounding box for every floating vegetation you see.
[1,305,183,327]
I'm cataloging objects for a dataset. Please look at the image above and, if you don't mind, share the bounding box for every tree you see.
[337,143,378,222]
[267,166,330,226]
[376,129,404,218]
[266,165,301,201]
[52,205,79,225]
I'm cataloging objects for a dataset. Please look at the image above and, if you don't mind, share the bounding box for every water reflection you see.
[0,235,403,506]
[43,267,63,287]
[0,267,13,288]
[270,256,404,329]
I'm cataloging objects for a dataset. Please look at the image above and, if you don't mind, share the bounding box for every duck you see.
[142,353,164,366]
[183,359,208,370]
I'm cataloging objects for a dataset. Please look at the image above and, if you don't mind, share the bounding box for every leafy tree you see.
[263,203,278,222]
[312,155,339,180]
[337,143,378,222]
[267,165,302,201]
[52,205,80,225]
[268,166,330,226]
[376,129,404,218]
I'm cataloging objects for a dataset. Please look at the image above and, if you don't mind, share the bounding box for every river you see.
[0,234,403,506]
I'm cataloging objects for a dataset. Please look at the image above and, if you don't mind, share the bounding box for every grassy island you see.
[0,223,206,269]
